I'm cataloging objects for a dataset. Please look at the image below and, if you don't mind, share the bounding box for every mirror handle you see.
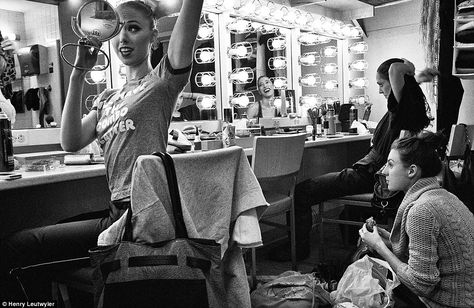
[60,43,110,72]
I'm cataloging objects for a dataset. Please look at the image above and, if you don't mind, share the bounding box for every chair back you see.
[251,133,306,180]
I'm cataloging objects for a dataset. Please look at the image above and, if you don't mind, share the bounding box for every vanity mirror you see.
[224,18,292,121]
[60,0,122,71]
[0,0,63,131]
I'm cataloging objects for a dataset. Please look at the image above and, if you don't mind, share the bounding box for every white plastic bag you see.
[331,255,400,308]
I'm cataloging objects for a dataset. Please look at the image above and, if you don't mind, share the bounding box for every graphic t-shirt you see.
[93,56,191,201]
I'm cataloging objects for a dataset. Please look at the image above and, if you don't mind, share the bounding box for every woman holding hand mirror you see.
[1,0,203,299]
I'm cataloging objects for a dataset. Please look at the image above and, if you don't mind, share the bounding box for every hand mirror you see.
[61,0,122,71]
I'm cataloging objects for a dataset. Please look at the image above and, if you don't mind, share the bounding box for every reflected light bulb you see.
[322,63,338,74]
[322,46,337,57]
[349,41,368,54]
[349,60,368,71]
[194,48,215,64]
[323,80,338,90]
[229,68,254,84]
[300,94,322,108]
[231,92,255,107]
[228,42,253,59]
[198,95,216,109]
[268,57,287,70]
[299,74,321,87]
[349,77,369,89]
[197,24,213,40]
[268,36,286,51]
[299,52,320,66]
[349,95,370,105]
[271,77,287,89]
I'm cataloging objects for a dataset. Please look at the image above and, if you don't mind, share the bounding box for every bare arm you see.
[60,40,101,152]
[167,0,204,70]
[388,60,415,103]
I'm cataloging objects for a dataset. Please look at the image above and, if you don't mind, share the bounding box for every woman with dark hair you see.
[0,0,203,299]
[270,58,438,261]
[360,131,474,307]
[247,75,278,119]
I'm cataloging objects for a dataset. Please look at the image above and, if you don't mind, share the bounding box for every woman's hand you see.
[415,68,440,83]
[0,39,19,54]
[73,36,102,71]
[359,224,386,251]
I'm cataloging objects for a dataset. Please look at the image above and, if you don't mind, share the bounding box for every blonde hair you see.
[116,0,159,30]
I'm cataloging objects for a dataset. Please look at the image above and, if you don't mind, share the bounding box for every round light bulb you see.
[201,74,215,86]
[200,96,215,109]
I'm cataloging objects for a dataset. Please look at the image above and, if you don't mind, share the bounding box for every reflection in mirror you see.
[173,12,217,122]
[298,30,342,117]
[61,0,121,70]
[0,0,63,130]
[227,20,288,120]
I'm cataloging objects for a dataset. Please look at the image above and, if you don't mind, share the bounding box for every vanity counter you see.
[0,133,371,236]
[1,133,372,191]
[0,164,106,191]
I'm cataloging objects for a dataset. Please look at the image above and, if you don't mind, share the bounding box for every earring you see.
[151,41,159,51]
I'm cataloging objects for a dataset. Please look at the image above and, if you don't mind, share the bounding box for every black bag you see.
[371,164,404,216]
[442,128,474,213]
[89,152,226,308]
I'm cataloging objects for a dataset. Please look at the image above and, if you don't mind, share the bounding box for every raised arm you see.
[60,39,101,152]
[167,0,204,70]
[388,59,415,103]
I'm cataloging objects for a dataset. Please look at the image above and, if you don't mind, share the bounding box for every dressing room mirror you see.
[0,0,63,130]
[225,18,291,119]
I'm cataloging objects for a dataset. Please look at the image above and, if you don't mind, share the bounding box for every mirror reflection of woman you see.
[0,0,204,299]
[246,76,277,119]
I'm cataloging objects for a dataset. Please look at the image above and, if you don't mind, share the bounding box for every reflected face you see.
[376,72,391,99]
[382,149,412,192]
[112,6,156,67]
[258,77,274,99]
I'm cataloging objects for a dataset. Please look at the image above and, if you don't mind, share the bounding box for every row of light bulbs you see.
[203,0,363,40]
[194,44,368,67]
[299,94,370,109]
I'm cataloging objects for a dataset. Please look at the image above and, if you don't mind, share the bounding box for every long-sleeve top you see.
[390,177,474,307]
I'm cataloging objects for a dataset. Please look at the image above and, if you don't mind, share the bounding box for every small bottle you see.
[349,106,358,127]
[222,122,236,148]
[280,89,287,117]
[0,108,14,172]
[316,116,322,136]
[327,109,336,135]
[323,120,329,136]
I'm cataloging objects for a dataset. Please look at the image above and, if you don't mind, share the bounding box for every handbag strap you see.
[123,152,188,241]
[153,152,189,238]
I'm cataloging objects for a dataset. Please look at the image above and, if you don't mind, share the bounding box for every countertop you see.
[0,133,372,191]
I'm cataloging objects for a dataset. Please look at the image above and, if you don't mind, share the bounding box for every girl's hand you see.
[359,224,385,251]
[0,39,19,54]
[73,36,102,71]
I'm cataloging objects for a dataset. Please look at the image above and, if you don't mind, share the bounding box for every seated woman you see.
[359,131,474,307]
[246,76,277,119]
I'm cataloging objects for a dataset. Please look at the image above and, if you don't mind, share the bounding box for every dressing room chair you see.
[316,193,392,262]
[9,257,93,308]
[250,133,306,286]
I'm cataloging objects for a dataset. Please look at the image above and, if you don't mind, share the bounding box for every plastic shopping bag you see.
[251,271,333,308]
[331,255,400,308]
